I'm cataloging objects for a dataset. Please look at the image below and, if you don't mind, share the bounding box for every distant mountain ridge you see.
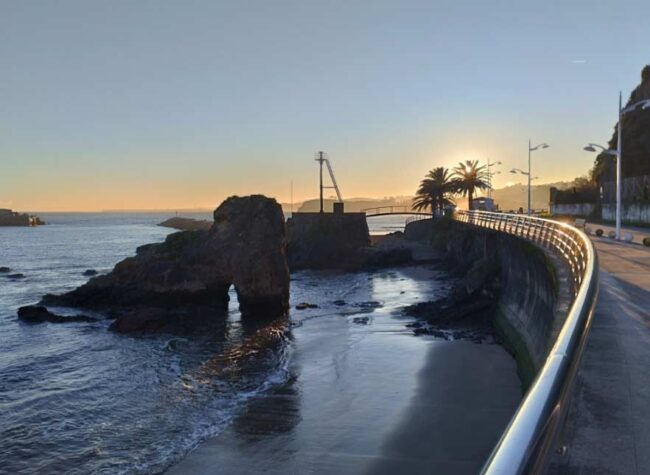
[296,197,412,213]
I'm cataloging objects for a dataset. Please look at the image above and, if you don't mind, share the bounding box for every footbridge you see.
[361,205,431,218]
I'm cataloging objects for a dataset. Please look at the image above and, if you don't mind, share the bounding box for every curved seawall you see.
[442,221,571,386]
[438,211,598,474]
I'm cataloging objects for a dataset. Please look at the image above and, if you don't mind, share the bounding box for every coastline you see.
[167,265,521,475]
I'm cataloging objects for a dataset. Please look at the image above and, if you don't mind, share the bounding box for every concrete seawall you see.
[436,220,571,385]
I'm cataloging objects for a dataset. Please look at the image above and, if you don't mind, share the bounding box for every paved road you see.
[550,225,650,474]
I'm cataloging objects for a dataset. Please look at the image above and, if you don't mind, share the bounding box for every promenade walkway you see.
[551,224,650,474]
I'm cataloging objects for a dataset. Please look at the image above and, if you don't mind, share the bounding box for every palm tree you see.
[452,160,490,210]
[412,167,455,215]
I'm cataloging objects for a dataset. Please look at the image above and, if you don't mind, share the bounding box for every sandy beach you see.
[168,266,521,475]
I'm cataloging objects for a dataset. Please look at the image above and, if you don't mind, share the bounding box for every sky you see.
[1,0,649,211]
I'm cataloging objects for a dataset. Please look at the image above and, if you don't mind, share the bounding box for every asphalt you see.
[550,224,650,474]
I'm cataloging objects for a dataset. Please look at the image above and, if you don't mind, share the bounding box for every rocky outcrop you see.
[39,195,290,332]
[158,217,212,231]
[17,306,97,324]
[0,209,44,226]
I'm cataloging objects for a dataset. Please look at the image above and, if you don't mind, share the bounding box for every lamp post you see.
[524,141,550,215]
[584,93,650,239]
[510,168,539,214]
[487,159,502,201]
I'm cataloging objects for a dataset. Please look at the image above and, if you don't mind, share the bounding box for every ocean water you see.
[0,212,421,474]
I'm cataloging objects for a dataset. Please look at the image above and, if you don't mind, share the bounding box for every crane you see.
[315,151,343,213]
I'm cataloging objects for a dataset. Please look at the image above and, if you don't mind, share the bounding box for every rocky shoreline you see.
[20,195,290,333]
[14,201,508,351]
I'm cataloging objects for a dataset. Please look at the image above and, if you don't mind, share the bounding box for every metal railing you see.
[361,205,431,217]
[405,214,433,225]
[454,210,599,475]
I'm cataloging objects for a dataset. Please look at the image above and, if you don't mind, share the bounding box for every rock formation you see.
[158,216,212,231]
[0,209,44,226]
[17,306,97,324]
[36,195,290,332]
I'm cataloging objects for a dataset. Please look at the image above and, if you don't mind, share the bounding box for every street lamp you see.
[584,93,650,239]
[525,141,550,216]
[511,168,539,213]
[487,159,502,200]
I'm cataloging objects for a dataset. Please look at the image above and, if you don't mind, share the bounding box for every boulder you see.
[0,266,10,273]
[17,305,97,324]
[42,195,290,331]
[82,269,98,276]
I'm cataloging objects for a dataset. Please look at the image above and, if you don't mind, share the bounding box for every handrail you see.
[361,205,431,217]
[453,210,599,475]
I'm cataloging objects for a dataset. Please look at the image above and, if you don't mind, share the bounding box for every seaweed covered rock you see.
[42,195,290,331]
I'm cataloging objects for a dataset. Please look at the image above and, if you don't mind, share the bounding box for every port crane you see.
[315,151,343,213]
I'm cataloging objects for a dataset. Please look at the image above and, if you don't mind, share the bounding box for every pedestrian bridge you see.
[361,205,430,217]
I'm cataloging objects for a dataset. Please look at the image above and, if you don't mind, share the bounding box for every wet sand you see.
[167,267,521,474]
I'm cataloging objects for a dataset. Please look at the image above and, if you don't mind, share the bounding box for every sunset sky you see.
[1,0,649,211]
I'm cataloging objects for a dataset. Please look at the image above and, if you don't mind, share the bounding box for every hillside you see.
[292,187,566,214]
[490,181,571,212]
[594,64,650,183]
[296,196,412,213]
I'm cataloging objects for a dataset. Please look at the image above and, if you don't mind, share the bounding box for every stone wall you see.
[445,222,569,384]
[404,218,434,242]
[550,203,596,217]
[286,212,370,270]
[602,203,650,223]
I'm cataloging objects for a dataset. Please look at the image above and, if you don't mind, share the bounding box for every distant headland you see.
[0,209,44,227]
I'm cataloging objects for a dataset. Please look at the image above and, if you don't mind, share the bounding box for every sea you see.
[0,212,447,474]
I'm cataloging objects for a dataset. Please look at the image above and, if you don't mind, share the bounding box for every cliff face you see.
[595,65,650,183]
[41,195,290,332]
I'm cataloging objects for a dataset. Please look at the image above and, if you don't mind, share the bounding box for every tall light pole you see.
[527,141,550,215]
[584,93,650,239]
[510,168,539,214]
[487,159,502,201]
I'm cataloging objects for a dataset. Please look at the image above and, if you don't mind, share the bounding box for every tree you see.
[452,160,490,210]
[412,167,455,215]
